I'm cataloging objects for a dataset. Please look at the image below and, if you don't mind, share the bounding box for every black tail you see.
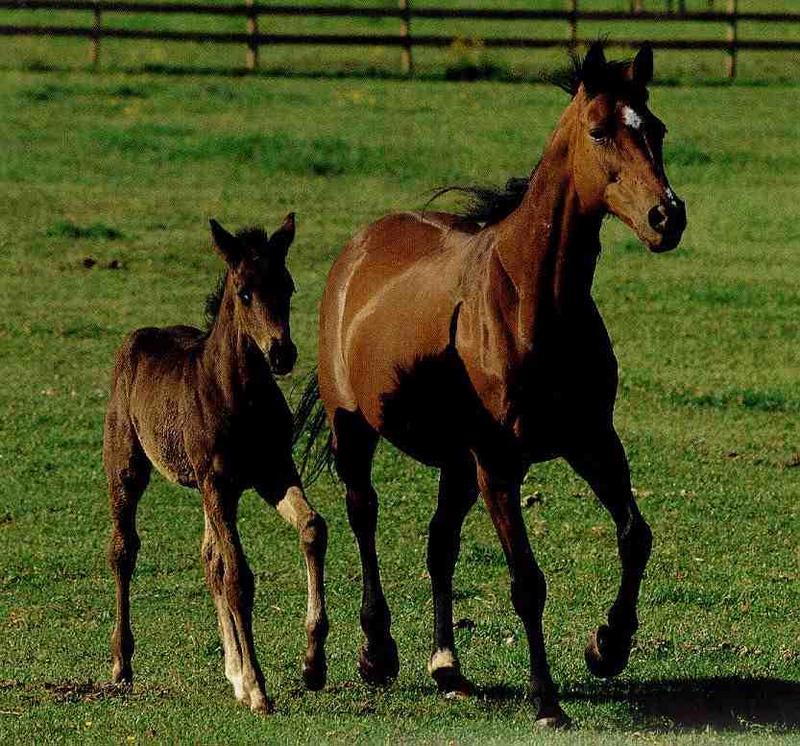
[292,370,335,485]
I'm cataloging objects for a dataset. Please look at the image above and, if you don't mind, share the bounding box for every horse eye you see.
[238,289,252,305]
[590,127,609,142]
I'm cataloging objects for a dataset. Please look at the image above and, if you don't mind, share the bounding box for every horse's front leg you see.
[565,428,653,678]
[427,453,478,697]
[476,461,568,728]
[256,469,329,691]
[201,477,271,713]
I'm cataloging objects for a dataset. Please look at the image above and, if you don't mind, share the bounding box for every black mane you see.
[430,42,635,226]
[204,272,228,330]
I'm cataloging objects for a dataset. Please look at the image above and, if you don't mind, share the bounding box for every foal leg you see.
[334,412,398,686]
[477,462,568,728]
[256,469,329,691]
[105,423,151,686]
[201,481,270,713]
[202,513,246,704]
[427,454,478,696]
[565,429,652,678]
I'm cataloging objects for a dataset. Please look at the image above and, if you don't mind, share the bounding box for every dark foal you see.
[104,215,328,712]
[304,43,685,726]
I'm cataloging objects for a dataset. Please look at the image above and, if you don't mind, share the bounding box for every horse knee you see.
[346,487,378,535]
[300,513,328,559]
[510,565,547,620]
[108,527,140,575]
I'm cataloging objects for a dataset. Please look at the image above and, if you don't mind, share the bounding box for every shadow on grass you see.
[483,677,799,731]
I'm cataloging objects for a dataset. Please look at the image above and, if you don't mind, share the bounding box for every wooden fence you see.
[1,0,799,79]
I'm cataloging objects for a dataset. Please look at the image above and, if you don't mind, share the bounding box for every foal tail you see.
[292,370,335,485]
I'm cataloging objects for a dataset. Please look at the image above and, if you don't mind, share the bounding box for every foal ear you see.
[581,41,607,97]
[631,43,654,87]
[209,219,242,266]
[269,212,296,259]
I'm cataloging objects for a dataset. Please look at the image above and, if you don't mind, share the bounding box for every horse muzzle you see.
[267,340,297,375]
[646,197,686,253]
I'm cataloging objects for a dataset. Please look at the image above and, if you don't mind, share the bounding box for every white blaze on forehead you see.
[622,106,643,130]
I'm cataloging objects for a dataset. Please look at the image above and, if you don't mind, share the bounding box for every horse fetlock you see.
[428,649,473,698]
[302,648,327,691]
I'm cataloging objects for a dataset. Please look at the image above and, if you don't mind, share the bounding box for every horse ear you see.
[209,219,242,266]
[581,41,607,97]
[270,212,296,259]
[631,43,654,87]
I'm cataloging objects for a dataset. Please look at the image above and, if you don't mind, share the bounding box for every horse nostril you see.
[648,205,668,232]
[268,341,297,374]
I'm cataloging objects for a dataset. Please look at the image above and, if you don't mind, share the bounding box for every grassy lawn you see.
[0,58,798,743]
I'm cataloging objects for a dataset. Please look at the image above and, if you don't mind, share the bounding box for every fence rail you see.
[1,0,799,78]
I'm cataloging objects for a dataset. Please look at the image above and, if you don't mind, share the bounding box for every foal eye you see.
[238,289,252,305]
[590,127,609,142]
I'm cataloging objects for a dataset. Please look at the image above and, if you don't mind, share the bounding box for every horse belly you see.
[131,395,197,487]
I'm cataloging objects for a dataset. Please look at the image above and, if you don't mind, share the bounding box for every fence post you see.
[89,2,101,69]
[567,0,578,51]
[246,0,259,71]
[399,0,413,77]
[632,0,643,13]
[726,0,738,79]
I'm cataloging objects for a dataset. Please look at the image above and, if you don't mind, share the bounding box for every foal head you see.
[209,214,298,375]
[566,42,686,252]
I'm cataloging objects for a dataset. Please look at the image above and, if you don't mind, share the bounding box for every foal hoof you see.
[249,693,275,715]
[358,638,399,687]
[110,663,133,687]
[585,624,631,679]
[302,654,327,691]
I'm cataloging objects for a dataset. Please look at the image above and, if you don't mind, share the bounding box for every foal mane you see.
[203,226,271,330]
[430,41,634,226]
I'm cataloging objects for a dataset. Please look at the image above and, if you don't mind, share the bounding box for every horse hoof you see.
[358,638,399,687]
[110,663,133,687]
[431,667,474,699]
[302,656,327,691]
[535,711,571,729]
[249,693,274,715]
[585,624,631,679]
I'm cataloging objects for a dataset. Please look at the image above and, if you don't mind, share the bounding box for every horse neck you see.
[490,109,603,350]
[202,280,261,402]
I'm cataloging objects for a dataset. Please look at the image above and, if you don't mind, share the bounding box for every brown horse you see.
[104,215,328,713]
[303,43,685,726]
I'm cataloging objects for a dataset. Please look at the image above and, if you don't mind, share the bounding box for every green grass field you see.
[0,39,798,744]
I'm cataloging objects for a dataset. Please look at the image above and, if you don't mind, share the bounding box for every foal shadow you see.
[481,677,800,731]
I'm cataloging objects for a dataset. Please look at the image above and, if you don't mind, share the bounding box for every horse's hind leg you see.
[256,468,329,691]
[565,428,652,678]
[333,410,398,686]
[427,453,478,696]
[104,412,151,686]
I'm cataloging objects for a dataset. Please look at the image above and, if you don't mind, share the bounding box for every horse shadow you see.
[481,677,800,731]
